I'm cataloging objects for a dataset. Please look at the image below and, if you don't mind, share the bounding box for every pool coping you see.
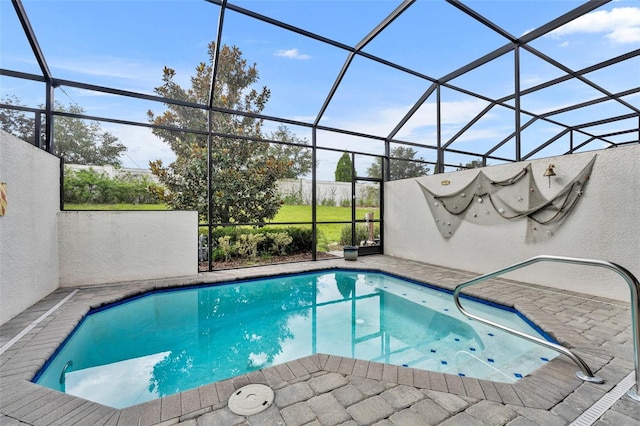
[0,255,635,425]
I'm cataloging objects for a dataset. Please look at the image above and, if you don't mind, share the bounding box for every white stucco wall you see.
[58,211,198,287]
[0,130,60,325]
[385,146,640,302]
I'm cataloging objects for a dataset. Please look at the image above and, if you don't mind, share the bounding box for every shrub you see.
[63,167,162,204]
[320,197,336,206]
[236,234,266,260]
[315,228,329,252]
[282,226,313,253]
[340,224,380,246]
[217,236,233,262]
[207,226,314,260]
[210,226,242,242]
[357,185,379,207]
[271,232,293,255]
[318,186,337,206]
[280,184,304,205]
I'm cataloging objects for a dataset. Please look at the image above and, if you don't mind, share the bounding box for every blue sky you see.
[1,0,639,179]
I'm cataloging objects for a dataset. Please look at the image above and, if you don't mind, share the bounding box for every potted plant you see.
[343,245,358,261]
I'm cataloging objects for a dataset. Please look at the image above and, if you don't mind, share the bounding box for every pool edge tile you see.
[1,256,635,425]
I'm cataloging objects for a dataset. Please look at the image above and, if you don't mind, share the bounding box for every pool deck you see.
[1,255,638,425]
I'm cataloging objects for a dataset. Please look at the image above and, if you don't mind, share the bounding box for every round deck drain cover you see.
[228,384,274,416]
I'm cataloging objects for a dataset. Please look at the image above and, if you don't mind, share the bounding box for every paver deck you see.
[1,255,638,425]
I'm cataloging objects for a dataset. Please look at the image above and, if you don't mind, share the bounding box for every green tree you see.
[367,146,430,180]
[0,95,37,144]
[335,152,354,182]
[0,97,125,166]
[54,102,126,166]
[148,43,289,223]
[267,125,312,179]
[457,159,484,170]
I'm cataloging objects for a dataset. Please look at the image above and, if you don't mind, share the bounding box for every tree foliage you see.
[0,95,37,144]
[457,159,484,170]
[267,125,312,179]
[54,103,126,166]
[148,43,293,223]
[367,146,430,180]
[335,152,354,182]
[0,96,125,166]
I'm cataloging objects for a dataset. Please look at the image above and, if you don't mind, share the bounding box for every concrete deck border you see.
[1,255,638,425]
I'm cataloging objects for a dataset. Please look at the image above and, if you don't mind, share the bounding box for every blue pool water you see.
[35,270,558,408]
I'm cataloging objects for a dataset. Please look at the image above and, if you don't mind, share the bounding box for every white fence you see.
[64,166,378,207]
[65,164,157,181]
[277,179,379,206]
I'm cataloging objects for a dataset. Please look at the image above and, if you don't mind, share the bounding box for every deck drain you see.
[228,384,274,416]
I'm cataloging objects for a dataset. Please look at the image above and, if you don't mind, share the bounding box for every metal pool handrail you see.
[453,255,640,402]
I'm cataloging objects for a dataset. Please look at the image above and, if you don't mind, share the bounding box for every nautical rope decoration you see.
[418,155,596,242]
[0,182,6,216]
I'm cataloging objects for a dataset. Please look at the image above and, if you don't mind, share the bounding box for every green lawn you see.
[271,205,379,248]
[272,204,377,222]
[64,203,378,247]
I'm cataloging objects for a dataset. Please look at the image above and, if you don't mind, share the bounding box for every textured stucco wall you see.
[58,210,198,287]
[385,146,640,301]
[0,130,60,325]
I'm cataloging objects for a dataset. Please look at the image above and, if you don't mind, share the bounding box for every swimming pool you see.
[34,270,558,408]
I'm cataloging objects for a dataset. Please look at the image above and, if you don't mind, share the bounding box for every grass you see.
[64,202,378,248]
[271,204,378,222]
[271,205,379,249]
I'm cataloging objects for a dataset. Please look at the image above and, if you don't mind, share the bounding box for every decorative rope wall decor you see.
[418,155,596,242]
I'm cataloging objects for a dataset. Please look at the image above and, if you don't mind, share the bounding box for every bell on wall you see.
[543,164,556,188]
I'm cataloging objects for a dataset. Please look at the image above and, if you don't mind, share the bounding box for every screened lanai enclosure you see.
[1,0,639,271]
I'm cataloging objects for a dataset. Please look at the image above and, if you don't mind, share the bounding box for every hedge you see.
[204,226,314,261]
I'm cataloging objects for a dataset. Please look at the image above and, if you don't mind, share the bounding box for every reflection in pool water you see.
[34,270,558,408]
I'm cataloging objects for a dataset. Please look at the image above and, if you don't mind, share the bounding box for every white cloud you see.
[607,25,640,43]
[452,127,510,144]
[548,7,640,44]
[287,98,510,180]
[275,48,312,60]
[317,99,492,145]
[397,99,493,139]
[66,87,121,98]
[100,124,176,170]
[49,55,193,92]
[521,75,546,86]
[289,115,318,123]
[52,55,156,80]
[66,351,170,408]
[521,28,535,37]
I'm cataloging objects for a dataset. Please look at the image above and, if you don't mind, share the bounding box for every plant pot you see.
[343,246,358,261]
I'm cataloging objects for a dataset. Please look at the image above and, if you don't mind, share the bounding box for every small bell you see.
[543,164,556,188]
